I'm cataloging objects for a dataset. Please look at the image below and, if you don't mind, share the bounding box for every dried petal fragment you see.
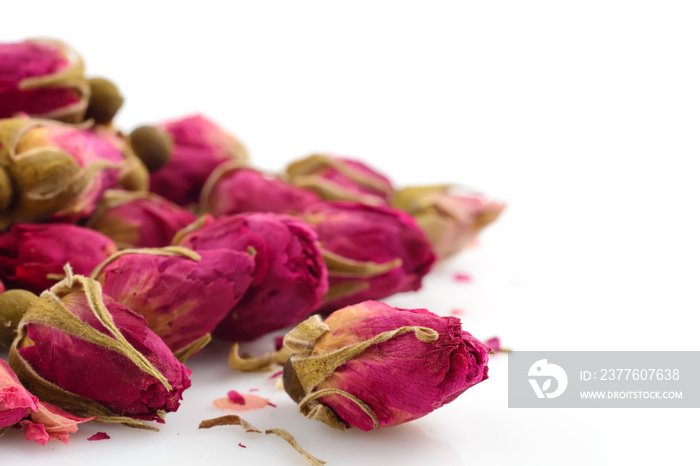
[0,358,39,430]
[213,393,270,412]
[20,401,94,445]
[87,431,111,441]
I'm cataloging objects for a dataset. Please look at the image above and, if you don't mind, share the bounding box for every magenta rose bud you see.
[393,185,505,260]
[301,201,436,312]
[174,213,328,341]
[282,301,489,431]
[1,358,39,433]
[8,267,191,428]
[0,39,89,123]
[0,117,126,227]
[147,114,248,206]
[0,224,117,294]
[92,246,256,359]
[201,162,320,216]
[87,191,197,249]
[286,154,394,205]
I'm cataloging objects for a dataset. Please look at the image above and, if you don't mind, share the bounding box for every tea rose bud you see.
[393,185,505,260]
[0,39,89,123]
[0,224,117,294]
[286,154,393,206]
[20,400,93,445]
[87,191,197,249]
[1,358,39,434]
[301,202,435,312]
[0,118,125,226]
[282,301,489,431]
[92,246,256,359]
[8,266,192,428]
[201,161,320,216]
[144,115,248,206]
[174,213,328,341]
[0,290,39,347]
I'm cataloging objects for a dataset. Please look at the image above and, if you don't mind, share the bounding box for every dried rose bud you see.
[0,224,117,294]
[283,301,489,431]
[0,39,89,123]
[0,117,125,226]
[174,213,328,341]
[201,161,320,216]
[20,400,93,445]
[145,115,248,206]
[393,185,505,260]
[87,191,197,249]
[1,358,39,434]
[286,154,394,205]
[301,202,435,312]
[8,266,191,428]
[0,290,39,347]
[85,77,124,125]
[92,246,256,359]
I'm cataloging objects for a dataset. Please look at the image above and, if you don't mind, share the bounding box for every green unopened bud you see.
[85,78,124,124]
[129,126,173,172]
[0,289,39,347]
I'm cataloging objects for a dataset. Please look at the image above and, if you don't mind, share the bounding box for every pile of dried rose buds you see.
[0,38,503,447]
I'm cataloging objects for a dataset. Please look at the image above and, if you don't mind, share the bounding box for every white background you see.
[2,1,699,465]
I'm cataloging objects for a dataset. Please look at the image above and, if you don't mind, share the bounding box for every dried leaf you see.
[198,415,261,434]
[265,428,326,466]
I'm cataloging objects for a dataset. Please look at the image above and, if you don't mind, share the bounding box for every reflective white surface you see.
[2,1,700,464]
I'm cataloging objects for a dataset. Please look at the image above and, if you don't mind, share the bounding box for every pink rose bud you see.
[286,154,394,206]
[92,246,256,359]
[8,267,191,428]
[87,191,197,249]
[201,162,320,217]
[0,118,126,227]
[393,185,505,260]
[1,358,39,433]
[0,224,117,294]
[20,401,93,445]
[283,301,489,431]
[301,202,436,312]
[174,213,328,341]
[0,39,89,123]
[144,115,248,206]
